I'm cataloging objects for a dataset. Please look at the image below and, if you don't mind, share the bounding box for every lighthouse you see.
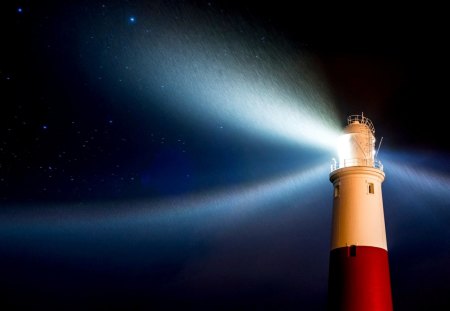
[327,114,393,311]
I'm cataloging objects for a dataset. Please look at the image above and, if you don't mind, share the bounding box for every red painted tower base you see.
[327,246,393,311]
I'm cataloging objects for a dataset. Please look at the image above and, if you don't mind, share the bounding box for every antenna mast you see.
[375,136,383,158]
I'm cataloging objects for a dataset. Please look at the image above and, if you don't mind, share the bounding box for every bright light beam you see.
[0,163,330,232]
[384,158,450,206]
[88,3,342,150]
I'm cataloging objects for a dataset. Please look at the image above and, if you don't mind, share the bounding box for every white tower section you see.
[329,114,387,251]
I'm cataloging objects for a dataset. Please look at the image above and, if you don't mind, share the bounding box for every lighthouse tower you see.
[327,114,393,311]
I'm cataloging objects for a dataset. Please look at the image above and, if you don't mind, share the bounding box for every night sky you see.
[1,1,449,310]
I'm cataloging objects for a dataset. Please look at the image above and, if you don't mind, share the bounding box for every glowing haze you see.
[83,2,341,150]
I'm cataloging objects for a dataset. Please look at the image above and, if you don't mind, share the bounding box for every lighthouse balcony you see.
[330,158,383,172]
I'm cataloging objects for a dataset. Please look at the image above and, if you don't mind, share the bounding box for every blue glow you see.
[0,163,329,231]
[85,6,341,151]
[129,16,136,23]
[384,158,450,206]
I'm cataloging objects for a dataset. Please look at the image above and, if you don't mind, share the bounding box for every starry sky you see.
[1,1,450,310]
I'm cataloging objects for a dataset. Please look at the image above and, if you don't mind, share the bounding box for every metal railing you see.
[330,158,383,172]
[347,114,375,135]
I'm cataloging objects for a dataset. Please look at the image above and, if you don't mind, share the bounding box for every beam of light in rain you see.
[82,2,342,150]
[380,151,450,252]
[384,157,450,206]
[0,163,330,236]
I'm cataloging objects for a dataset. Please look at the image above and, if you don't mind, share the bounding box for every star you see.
[129,16,136,24]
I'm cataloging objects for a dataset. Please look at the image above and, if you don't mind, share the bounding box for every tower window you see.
[334,185,340,198]
[368,183,374,194]
[350,245,357,257]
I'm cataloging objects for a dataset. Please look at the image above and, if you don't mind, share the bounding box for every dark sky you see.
[1,1,449,310]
